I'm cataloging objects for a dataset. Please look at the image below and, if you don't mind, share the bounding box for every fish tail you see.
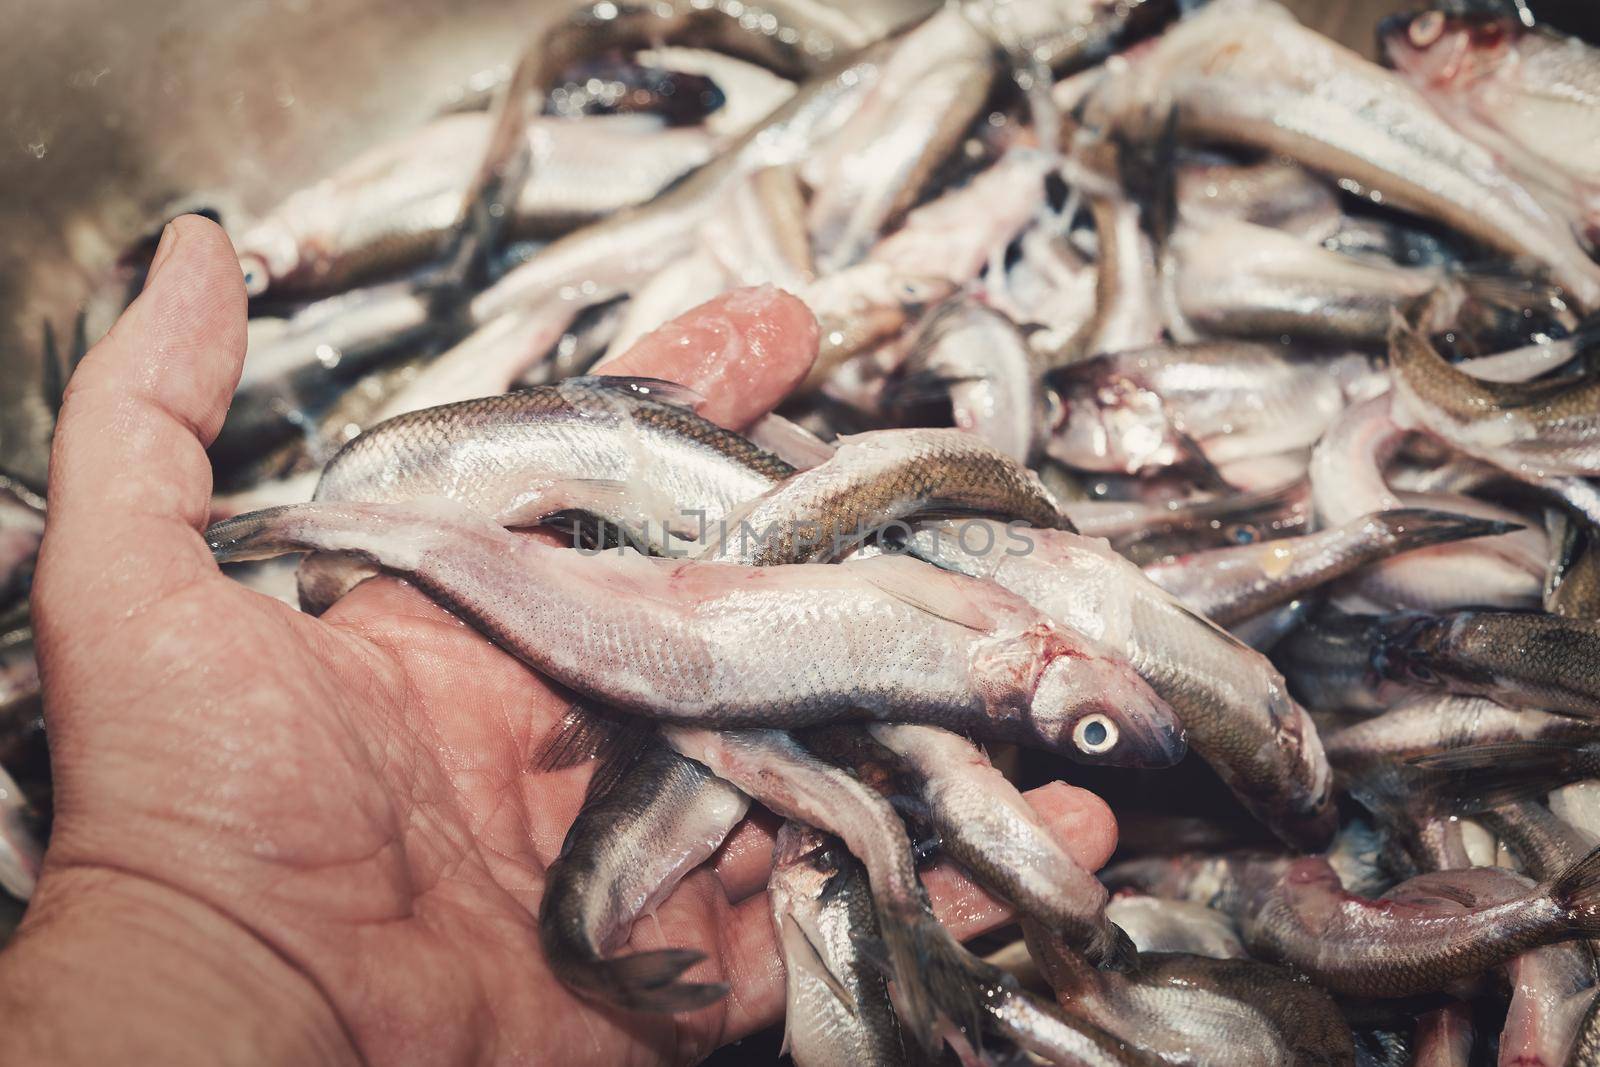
[1550,845,1600,937]
[565,948,729,1013]
[1454,264,1571,342]
[205,504,325,562]
[1372,508,1523,553]
[863,903,996,1053]
[1407,741,1597,815]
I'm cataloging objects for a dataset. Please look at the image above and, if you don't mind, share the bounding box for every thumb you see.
[34,215,247,643]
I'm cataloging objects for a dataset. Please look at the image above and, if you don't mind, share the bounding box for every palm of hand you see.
[28,217,1116,1066]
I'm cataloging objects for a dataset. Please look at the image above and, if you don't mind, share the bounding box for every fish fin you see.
[577,948,728,1013]
[1094,923,1140,973]
[743,413,834,471]
[1407,741,1596,815]
[884,365,985,410]
[497,477,634,529]
[569,375,706,412]
[856,555,996,632]
[782,913,858,1013]
[1114,102,1179,250]
[529,702,654,805]
[1454,263,1576,355]
[1550,844,1600,937]
[39,320,66,420]
[1371,508,1523,552]
[431,37,541,295]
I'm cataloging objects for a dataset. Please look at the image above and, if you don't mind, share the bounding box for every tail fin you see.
[1407,741,1600,815]
[1372,508,1522,554]
[569,948,729,1013]
[1455,264,1572,350]
[206,504,324,563]
[1550,845,1600,938]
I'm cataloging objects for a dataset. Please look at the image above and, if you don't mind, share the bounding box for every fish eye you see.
[1409,11,1445,48]
[1407,662,1439,685]
[1073,714,1119,755]
[238,254,270,297]
[1224,523,1259,546]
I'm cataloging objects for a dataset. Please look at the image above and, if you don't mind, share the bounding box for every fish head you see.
[1381,11,1515,90]
[1044,375,1179,476]
[1029,649,1187,768]
[1370,611,1465,691]
[233,220,302,298]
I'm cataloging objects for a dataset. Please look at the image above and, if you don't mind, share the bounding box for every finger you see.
[597,286,818,430]
[36,216,246,632]
[714,781,1117,904]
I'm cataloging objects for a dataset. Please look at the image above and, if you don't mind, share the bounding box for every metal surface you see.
[0,0,1400,484]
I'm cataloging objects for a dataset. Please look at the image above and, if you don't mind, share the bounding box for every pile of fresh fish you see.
[15,0,1600,1061]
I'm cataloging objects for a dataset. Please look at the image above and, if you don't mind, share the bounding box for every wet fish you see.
[1065,478,1310,566]
[298,373,795,611]
[539,741,748,1011]
[1309,393,1544,610]
[1089,0,1600,307]
[907,521,1335,849]
[1176,156,1341,241]
[1102,896,1246,959]
[768,822,908,1067]
[1547,512,1600,619]
[1170,219,1542,345]
[664,726,1025,1052]
[1142,508,1519,626]
[1384,12,1600,247]
[1105,846,1600,997]
[0,484,43,610]
[1387,865,1595,1067]
[1049,340,1373,479]
[867,723,1135,969]
[1390,300,1600,481]
[207,501,1184,763]
[1080,159,1165,358]
[801,6,996,272]
[1028,924,1357,1066]
[233,114,720,298]
[1323,695,1600,772]
[1364,609,1600,718]
[1481,800,1599,882]
[888,298,1046,465]
[801,146,1054,392]
[701,428,1070,565]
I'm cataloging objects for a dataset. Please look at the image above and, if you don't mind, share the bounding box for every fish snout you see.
[1035,656,1187,768]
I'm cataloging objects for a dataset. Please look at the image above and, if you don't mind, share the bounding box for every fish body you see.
[0,488,43,610]
[1066,478,1310,566]
[1143,508,1519,626]
[1309,393,1542,610]
[1048,341,1365,476]
[908,521,1334,849]
[703,428,1068,565]
[1103,896,1246,959]
[233,114,719,297]
[868,723,1134,968]
[1390,306,1600,480]
[1368,609,1600,718]
[892,298,1045,465]
[1176,157,1341,241]
[1384,13,1600,245]
[1030,925,1356,1066]
[1324,695,1600,773]
[768,823,908,1067]
[1089,0,1600,307]
[208,501,1183,763]
[1106,848,1600,997]
[539,742,748,1011]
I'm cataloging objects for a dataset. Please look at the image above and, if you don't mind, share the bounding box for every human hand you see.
[0,215,1119,1066]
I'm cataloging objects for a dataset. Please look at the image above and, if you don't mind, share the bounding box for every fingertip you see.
[1025,782,1118,871]
[601,285,819,431]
